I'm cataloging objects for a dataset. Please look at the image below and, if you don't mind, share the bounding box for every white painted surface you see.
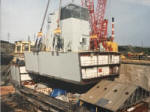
[19,66,27,73]
[45,10,90,52]
[81,54,120,66]
[82,66,110,79]
[21,74,32,81]
[112,55,120,64]
[38,52,81,82]
[61,18,90,52]
[80,55,97,66]
[98,55,109,65]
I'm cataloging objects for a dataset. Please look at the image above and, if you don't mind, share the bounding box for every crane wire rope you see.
[40,0,51,32]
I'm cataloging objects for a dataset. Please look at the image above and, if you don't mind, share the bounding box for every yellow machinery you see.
[90,34,97,39]
[128,52,144,57]
[54,27,61,34]
[14,41,32,54]
[121,54,126,60]
[37,32,43,37]
[106,41,118,52]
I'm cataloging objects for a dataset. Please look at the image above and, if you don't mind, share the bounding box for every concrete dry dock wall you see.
[11,65,21,86]
[10,65,32,86]
[118,62,150,91]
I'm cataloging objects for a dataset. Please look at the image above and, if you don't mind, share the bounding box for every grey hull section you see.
[25,51,120,84]
[25,52,81,82]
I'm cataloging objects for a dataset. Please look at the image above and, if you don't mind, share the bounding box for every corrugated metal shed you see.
[80,80,138,111]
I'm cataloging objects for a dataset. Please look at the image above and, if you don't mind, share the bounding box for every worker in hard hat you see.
[35,32,43,52]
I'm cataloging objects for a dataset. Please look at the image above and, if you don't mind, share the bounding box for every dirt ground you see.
[1,93,40,112]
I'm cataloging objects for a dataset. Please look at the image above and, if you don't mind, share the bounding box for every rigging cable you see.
[40,0,51,32]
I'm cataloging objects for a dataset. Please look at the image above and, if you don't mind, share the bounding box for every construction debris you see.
[122,102,148,112]
[0,86,15,96]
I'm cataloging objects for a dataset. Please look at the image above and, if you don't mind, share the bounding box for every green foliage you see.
[118,46,150,55]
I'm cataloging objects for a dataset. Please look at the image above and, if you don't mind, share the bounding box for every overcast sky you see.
[1,0,150,47]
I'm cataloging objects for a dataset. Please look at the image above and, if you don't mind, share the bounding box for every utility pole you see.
[141,40,143,48]
[34,33,36,41]
[7,33,10,42]
[28,35,30,42]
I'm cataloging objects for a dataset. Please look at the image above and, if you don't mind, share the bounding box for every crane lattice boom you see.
[81,0,108,50]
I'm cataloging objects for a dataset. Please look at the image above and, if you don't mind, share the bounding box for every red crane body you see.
[81,0,108,50]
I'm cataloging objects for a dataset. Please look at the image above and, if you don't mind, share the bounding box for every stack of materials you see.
[67,93,80,104]
[24,83,52,95]
[36,88,52,95]
[0,86,15,96]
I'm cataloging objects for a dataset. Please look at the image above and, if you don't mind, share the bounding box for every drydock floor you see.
[1,87,76,112]
[1,94,39,112]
